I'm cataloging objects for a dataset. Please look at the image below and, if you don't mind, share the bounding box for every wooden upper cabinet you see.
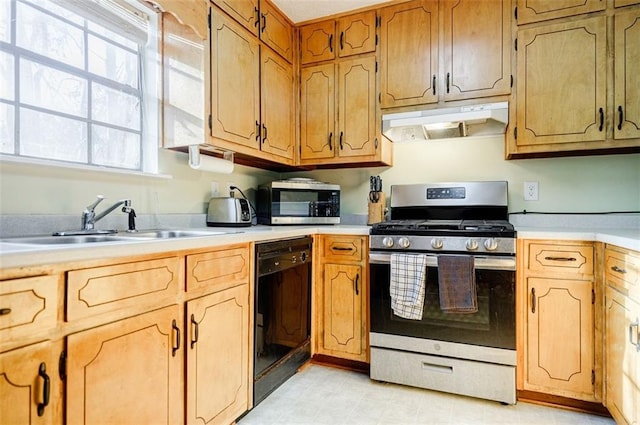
[151,0,208,39]
[260,0,294,63]
[614,8,640,141]
[441,0,511,101]
[516,0,606,24]
[337,11,377,58]
[380,0,438,108]
[300,20,336,64]
[515,16,607,150]
[210,7,260,150]
[300,64,336,161]
[212,0,259,33]
[338,55,378,158]
[261,47,295,160]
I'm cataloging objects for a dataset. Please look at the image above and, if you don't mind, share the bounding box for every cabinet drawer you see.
[0,275,60,351]
[526,242,593,276]
[67,257,181,322]
[322,235,366,263]
[186,245,250,293]
[605,245,640,302]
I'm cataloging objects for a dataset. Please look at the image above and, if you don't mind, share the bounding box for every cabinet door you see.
[337,55,377,158]
[210,7,260,149]
[259,1,293,63]
[337,11,377,58]
[212,0,258,33]
[322,263,364,357]
[261,47,294,160]
[614,9,640,140]
[186,284,249,425]
[300,64,336,161]
[0,340,63,425]
[66,305,183,425]
[441,0,511,101]
[526,278,594,398]
[516,0,606,24]
[380,0,438,108]
[605,287,640,425]
[516,17,606,149]
[300,20,335,64]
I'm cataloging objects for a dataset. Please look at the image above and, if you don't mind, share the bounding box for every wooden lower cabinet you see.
[66,305,183,425]
[518,239,598,402]
[314,235,368,363]
[526,277,595,398]
[0,340,64,425]
[186,284,250,425]
[605,287,640,425]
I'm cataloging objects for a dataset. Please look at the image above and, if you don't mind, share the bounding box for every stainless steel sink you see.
[1,235,137,245]
[125,229,228,239]
[1,229,231,246]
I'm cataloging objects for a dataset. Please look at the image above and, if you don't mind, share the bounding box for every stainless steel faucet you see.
[82,195,133,231]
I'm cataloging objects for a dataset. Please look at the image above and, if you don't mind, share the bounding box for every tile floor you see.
[239,364,616,425]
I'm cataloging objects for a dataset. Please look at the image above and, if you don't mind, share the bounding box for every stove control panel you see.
[370,235,515,255]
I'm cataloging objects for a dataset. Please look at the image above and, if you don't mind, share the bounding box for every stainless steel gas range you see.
[368,181,517,404]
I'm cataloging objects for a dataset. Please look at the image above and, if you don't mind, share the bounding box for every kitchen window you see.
[0,0,159,173]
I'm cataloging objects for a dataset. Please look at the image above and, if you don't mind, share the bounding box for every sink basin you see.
[124,229,229,239]
[1,235,137,245]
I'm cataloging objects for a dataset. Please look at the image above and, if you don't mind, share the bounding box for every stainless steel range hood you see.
[382,102,508,142]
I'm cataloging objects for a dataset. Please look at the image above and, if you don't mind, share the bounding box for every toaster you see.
[206,197,251,227]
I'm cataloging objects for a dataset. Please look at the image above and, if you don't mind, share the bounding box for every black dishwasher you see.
[253,237,312,406]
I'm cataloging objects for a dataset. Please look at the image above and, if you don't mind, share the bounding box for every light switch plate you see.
[524,181,539,201]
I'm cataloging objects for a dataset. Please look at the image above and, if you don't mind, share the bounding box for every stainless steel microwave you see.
[257,180,340,225]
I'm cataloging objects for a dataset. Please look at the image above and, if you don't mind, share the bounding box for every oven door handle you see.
[368,252,516,271]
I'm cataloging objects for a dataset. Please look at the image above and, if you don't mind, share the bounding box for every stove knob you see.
[484,238,499,251]
[431,238,444,249]
[398,237,411,249]
[465,239,479,251]
[382,237,394,248]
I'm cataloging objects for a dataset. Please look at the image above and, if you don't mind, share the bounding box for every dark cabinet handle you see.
[531,288,536,314]
[261,13,266,33]
[328,132,333,150]
[329,34,333,52]
[598,107,604,131]
[354,273,360,295]
[618,105,623,131]
[612,265,627,274]
[340,32,344,50]
[262,123,267,142]
[255,121,260,141]
[254,7,259,28]
[339,131,343,150]
[190,314,199,349]
[446,72,450,93]
[172,319,180,357]
[332,246,354,251]
[544,256,577,262]
[37,362,50,417]
[432,75,436,95]
[0,308,11,315]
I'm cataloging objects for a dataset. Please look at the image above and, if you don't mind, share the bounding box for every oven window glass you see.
[370,263,515,350]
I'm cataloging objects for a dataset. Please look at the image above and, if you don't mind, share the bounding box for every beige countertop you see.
[2,222,638,271]
[0,225,370,270]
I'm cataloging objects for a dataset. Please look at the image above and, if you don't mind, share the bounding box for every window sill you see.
[0,155,172,180]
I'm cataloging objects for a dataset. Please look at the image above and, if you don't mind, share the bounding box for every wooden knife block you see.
[368,192,386,225]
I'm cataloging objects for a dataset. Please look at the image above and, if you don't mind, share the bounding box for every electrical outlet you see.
[524,181,539,201]
[210,181,219,197]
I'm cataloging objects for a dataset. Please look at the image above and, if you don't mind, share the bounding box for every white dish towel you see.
[390,253,428,320]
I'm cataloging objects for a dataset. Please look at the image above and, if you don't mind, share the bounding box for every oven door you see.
[369,252,515,350]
